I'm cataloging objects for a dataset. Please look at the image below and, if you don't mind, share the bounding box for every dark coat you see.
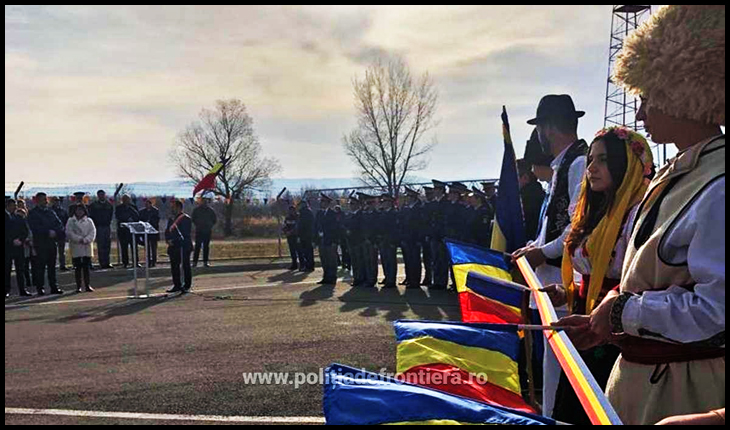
[520,180,547,242]
[165,214,193,249]
[297,206,315,242]
[191,205,217,232]
[139,206,161,240]
[28,206,64,247]
[89,200,114,228]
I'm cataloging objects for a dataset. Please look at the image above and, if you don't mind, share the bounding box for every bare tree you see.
[343,58,438,197]
[172,99,281,236]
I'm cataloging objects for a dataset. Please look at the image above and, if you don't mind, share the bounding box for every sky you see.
[5,5,667,186]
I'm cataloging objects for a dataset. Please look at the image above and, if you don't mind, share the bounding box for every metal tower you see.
[604,5,651,131]
[603,5,668,165]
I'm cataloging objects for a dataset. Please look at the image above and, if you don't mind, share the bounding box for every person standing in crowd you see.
[115,194,140,269]
[67,192,88,219]
[400,187,424,290]
[345,196,364,287]
[66,204,97,293]
[420,186,435,287]
[89,190,114,269]
[192,197,217,268]
[139,198,160,268]
[296,199,315,272]
[480,181,498,214]
[356,193,378,289]
[50,196,69,272]
[555,6,725,424]
[541,127,653,424]
[165,199,193,293]
[429,180,450,291]
[517,158,546,242]
[28,192,65,295]
[333,205,350,271]
[512,94,588,417]
[15,208,34,296]
[377,194,398,289]
[524,127,556,183]
[283,204,300,271]
[5,199,30,297]
[315,193,339,285]
[468,187,494,247]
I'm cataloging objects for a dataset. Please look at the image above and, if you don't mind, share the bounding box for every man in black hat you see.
[514,94,588,418]
[49,196,69,271]
[514,94,587,279]
[89,190,114,269]
[27,192,65,295]
[116,194,141,269]
[139,198,161,268]
[192,196,217,268]
[517,158,546,242]
[480,181,499,215]
[296,199,315,272]
[315,193,339,285]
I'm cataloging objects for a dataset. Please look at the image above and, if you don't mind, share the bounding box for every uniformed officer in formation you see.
[376,194,399,289]
[315,193,339,285]
[282,180,498,292]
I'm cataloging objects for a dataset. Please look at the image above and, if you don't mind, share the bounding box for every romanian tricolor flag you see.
[445,240,527,324]
[462,272,528,324]
[395,320,534,414]
[192,161,226,197]
[491,106,527,254]
[324,363,554,425]
[516,257,623,425]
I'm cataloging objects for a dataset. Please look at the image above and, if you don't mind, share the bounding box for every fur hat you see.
[613,5,725,126]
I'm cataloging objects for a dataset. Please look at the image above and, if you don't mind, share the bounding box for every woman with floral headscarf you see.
[542,126,653,424]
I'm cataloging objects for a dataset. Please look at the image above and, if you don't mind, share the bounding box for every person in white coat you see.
[66,205,97,293]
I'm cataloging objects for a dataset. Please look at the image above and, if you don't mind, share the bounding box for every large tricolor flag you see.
[491,106,527,254]
[192,160,227,197]
[324,363,555,425]
[395,320,534,414]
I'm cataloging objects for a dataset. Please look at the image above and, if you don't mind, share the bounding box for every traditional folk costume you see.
[606,5,725,425]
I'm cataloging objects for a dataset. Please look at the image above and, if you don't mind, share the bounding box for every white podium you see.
[121,221,159,299]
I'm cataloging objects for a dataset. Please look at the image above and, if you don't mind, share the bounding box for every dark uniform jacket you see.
[283,213,298,238]
[139,206,161,240]
[191,206,217,233]
[28,206,63,247]
[316,208,339,247]
[165,214,193,248]
[520,180,546,242]
[297,207,315,242]
[89,200,114,228]
[115,203,140,228]
[6,212,29,256]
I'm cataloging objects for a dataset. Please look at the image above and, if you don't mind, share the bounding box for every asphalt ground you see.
[5,262,460,425]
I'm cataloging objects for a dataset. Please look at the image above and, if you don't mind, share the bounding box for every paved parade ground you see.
[5,262,460,425]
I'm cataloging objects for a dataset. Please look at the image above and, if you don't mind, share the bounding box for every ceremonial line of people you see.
[5,190,219,296]
[281,173,545,290]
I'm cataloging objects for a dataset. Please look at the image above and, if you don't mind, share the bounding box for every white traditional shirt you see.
[530,143,587,285]
[621,177,725,345]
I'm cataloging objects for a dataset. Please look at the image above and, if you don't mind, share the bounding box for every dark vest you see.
[545,139,588,267]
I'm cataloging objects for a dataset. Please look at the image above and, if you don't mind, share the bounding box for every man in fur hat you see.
[555,5,725,425]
